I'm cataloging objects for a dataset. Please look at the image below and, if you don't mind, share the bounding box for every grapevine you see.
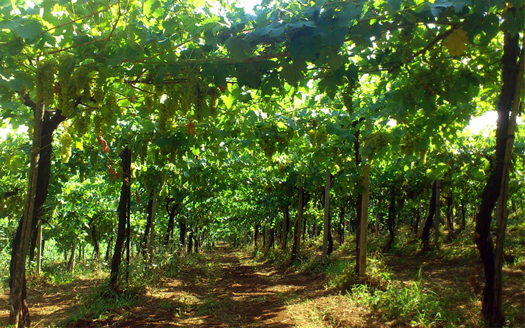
[35,59,57,109]
[60,127,73,163]
[208,87,220,119]
[93,111,106,135]
[96,92,118,134]
[158,84,181,132]
[143,84,155,111]
[57,54,77,116]
[73,112,91,136]
[193,82,207,121]
[342,81,356,116]
[97,135,110,154]
[73,67,91,103]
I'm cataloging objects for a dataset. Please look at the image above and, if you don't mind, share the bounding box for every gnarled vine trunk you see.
[28,110,66,263]
[290,187,304,264]
[421,180,438,251]
[9,99,45,327]
[110,146,131,291]
[474,30,523,327]
[322,166,332,260]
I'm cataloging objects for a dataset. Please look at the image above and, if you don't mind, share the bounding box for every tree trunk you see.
[422,180,438,251]
[91,221,100,260]
[9,99,45,327]
[291,187,304,264]
[188,229,194,253]
[105,236,113,262]
[110,147,131,291]
[147,194,157,264]
[356,164,370,278]
[460,198,466,229]
[254,222,259,248]
[165,198,180,245]
[194,227,199,253]
[142,192,154,256]
[385,187,396,250]
[474,30,522,327]
[269,224,275,249]
[125,172,131,283]
[36,222,42,275]
[67,240,77,273]
[445,196,455,238]
[434,180,441,249]
[179,215,187,249]
[414,203,421,235]
[338,207,345,245]
[322,167,332,260]
[263,223,267,248]
[281,204,290,250]
[28,110,66,263]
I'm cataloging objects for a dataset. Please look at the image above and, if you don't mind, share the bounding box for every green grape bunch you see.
[208,87,220,119]
[60,127,74,163]
[57,54,77,116]
[342,82,356,116]
[73,111,91,136]
[35,59,57,109]
[73,67,92,103]
[93,110,106,136]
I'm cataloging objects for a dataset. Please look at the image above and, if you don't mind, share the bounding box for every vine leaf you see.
[443,28,468,56]
[14,20,43,40]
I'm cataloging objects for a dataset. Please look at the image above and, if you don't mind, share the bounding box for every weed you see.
[63,281,144,326]
[347,269,450,327]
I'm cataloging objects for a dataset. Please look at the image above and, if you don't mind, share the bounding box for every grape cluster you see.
[93,84,105,104]
[95,93,118,135]
[60,128,73,162]
[186,120,197,135]
[342,82,355,116]
[57,54,77,116]
[35,59,57,109]
[208,87,220,119]
[307,128,327,148]
[73,67,91,103]
[193,82,207,121]
[107,164,119,179]
[260,137,277,159]
[143,84,155,112]
[93,111,106,136]
[139,141,148,162]
[97,135,110,153]
[159,84,182,132]
[182,71,198,115]
[73,112,90,136]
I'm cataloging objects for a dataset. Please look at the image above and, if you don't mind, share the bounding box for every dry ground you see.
[0,243,523,327]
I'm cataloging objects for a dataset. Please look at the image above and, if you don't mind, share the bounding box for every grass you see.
[61,281,145,326]
[349,268,449,327]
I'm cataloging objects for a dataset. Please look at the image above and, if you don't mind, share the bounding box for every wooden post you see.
[434,180,441,249]
[36,222,42,275]
[356,164,370,278]
[322,166,331,260]
[148,194,157,265]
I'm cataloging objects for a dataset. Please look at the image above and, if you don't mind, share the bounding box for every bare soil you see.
[1,244,523,327]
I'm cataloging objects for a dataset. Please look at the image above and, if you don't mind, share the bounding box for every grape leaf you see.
[443,28,468,56]
[14,20,42,40]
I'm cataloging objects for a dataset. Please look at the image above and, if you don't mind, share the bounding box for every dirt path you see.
[0,277,99,328]
[1,245,327,327]
[104,245,327,327]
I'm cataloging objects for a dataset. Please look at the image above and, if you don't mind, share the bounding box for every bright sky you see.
[238,0,262,12]
[465,111,523,136]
